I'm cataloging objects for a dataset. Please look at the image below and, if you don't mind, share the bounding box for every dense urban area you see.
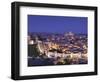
[28,32,88,66]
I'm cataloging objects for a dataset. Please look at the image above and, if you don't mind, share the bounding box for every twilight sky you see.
[28,15,87,34]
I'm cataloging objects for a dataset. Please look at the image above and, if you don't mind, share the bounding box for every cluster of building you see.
[28,32,88,65]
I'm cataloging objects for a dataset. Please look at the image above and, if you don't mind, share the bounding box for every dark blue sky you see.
[28,15,87,34]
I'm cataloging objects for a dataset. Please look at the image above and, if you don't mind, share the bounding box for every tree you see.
[28,44,40,58]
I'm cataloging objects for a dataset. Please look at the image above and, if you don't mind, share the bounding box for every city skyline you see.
[28,15,88,34]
